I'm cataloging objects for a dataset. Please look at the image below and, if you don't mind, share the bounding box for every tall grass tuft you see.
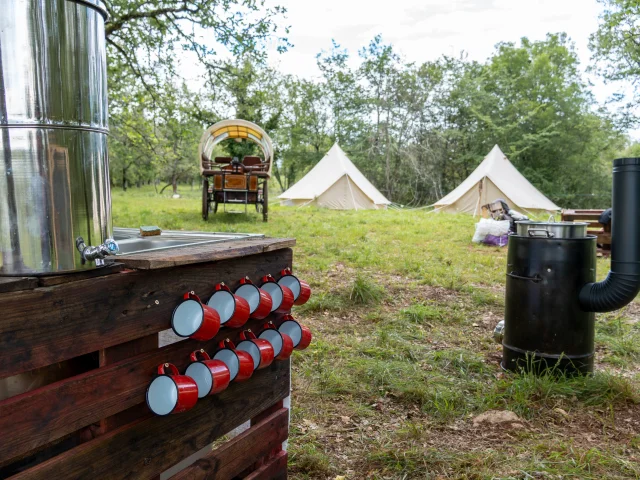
[349,274,384,305]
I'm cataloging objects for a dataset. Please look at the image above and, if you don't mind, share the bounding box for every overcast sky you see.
[263,0,625,107]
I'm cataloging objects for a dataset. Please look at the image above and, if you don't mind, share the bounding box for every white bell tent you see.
[433,145,560,215]
[279,143,390,210]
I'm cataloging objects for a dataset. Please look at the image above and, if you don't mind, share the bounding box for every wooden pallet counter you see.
[0,237,296,480]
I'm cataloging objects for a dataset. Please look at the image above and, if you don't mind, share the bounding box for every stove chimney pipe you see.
[579,158,640,312]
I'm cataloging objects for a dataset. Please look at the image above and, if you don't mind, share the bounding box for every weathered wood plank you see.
[98,333,159,435]
[0,248,292,378]
[247,400,286,473]
[99,333,159,366]
[0,265,125,294]
[0,317,276,465]
[36,263,125,288]
[597,233,612,245]
[114,238,296,270]
[242,451,287,480]
[169,408,288,480]
[0,277,38,295]
[11,360,290,480]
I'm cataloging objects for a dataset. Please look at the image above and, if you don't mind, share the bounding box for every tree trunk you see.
[385,123,392,199]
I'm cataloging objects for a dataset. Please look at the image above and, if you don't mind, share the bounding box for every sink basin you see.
[112,228,264,256]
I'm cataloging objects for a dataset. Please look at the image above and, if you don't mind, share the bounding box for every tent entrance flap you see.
[316,175,377,210]
[439,178,512,215]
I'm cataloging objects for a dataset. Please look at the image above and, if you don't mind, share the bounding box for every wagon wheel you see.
[202,178,209,220]
[262,181,269,222]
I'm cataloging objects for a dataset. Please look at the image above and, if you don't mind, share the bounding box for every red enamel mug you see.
[259,322,294,361]
[185,349,231,398]
[171,292,221,341]
[213,339,254,382]
[234,277,273,320]
[259,274,294,314]
[207,283,251,328]
[278,315,312,350]
[278,268,312,306]
[146,363,198,416]
[236,329,275,370]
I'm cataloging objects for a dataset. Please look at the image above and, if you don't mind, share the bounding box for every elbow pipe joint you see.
[579,269,640,313]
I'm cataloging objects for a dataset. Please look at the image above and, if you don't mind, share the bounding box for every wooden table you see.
[0,237,295,479]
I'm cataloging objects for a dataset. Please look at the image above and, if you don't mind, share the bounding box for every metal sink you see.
[112,227,263,256]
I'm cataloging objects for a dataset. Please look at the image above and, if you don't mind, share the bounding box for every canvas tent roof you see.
[433,145,560,214]
[279,143,391,210]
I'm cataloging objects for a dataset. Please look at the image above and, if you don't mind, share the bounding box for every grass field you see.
[114,186,640,480]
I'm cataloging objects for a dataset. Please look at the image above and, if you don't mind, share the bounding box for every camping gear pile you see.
[471,199,529,247]
[472,219,510,246]
[496,157,640,374]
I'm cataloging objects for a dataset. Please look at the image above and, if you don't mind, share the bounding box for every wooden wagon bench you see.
[0,237,296,479]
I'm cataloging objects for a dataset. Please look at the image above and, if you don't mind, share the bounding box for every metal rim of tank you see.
[515,220,590,239]
[66,0,109,20]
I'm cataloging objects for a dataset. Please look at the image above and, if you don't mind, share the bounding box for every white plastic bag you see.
[472,218,511,243]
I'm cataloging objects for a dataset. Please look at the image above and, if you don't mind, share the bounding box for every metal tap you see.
[76,237,119,266]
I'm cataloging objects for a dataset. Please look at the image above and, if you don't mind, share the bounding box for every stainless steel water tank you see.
[0,0,115,275]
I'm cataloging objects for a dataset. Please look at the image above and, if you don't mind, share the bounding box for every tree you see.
[276,78,331,190]
[590,0,640,98]
[104,1,289,195]
[108,102,158,190]
[153,83,203,195]
[104,0,289,98]
[275,34,622,207]
[469,34,623,207]
[357,36,403,198]
[317,41,366,144]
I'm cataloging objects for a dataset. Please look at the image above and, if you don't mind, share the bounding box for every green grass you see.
[113,185,640,480]
[112,185,511,286]
[349,274,384,305]
[597,310,640,367]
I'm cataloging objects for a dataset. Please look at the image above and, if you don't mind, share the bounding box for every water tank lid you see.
[67,0,108,20]
[614,157,640,167]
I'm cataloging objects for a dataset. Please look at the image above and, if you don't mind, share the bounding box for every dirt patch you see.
[472,410,526,430]
[289,388,640,479]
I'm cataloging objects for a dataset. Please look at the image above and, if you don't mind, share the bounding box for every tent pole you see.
[473,180,483,218]
[473,195,481,218]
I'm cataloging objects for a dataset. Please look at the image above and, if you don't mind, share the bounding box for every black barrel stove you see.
[499,157,640,374]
